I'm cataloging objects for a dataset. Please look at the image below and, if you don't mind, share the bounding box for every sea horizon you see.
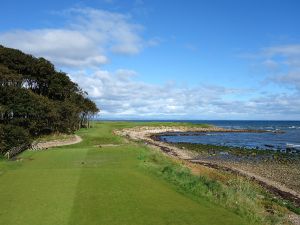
[96,119,300,122]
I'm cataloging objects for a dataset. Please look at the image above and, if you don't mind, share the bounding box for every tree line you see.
[0,45,99,156]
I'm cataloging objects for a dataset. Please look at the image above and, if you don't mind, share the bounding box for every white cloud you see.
[0,7,144,68]
[272,71,300,89]
[244,44,300,92]
[262,44,300,57]
[69,69,300,120]
[1,7,299,119]
[146,37,163,47]
[184,43,198,52]
[266,46,300,91]
[261,59,278,70]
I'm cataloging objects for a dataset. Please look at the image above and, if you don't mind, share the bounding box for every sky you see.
[1,0,300,120]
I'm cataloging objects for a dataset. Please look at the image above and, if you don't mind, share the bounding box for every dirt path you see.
[32,135,82,150]
[115,126,300,206]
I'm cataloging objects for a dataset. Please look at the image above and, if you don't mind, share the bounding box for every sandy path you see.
[32,135,82,150]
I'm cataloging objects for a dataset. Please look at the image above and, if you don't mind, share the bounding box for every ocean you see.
[157,120,300,152]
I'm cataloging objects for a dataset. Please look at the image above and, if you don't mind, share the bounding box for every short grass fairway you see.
[0,122,248,225]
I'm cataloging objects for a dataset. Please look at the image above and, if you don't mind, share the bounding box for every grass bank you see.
[139,150,290,224]
[0,121,292,224]
[167,142,300,212]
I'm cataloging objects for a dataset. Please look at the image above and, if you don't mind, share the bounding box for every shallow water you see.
[159,120,300,152]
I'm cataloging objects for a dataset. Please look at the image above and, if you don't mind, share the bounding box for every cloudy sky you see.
[1,0,300,120]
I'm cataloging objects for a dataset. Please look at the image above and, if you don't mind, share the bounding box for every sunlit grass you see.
[0,121,289,225]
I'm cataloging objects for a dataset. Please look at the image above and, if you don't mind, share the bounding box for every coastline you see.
[115,125,300,207]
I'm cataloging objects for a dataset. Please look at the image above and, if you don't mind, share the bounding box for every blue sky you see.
[1,0,300,119]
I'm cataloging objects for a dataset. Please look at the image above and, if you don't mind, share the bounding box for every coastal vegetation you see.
[0,45,298,224]
[170,142,300,161]
[0,45,98,156]
[167,142,300,193]
[141,150,289,224]
[0,122,248,225]
[0,122,298,224]
[118,123,300,223]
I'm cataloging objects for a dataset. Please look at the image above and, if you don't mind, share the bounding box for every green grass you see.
[0,122,279,225]
[140,150,288,224]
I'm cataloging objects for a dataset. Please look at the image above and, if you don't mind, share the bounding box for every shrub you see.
[0,124,31,155]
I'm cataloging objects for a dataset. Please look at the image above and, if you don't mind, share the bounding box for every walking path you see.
[33,135,82,150]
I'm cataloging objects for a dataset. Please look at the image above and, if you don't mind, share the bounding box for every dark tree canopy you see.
[0,45,99,155]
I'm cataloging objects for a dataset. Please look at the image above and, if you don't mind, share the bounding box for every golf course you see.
[1,2,300,224]
[0,121,253,225]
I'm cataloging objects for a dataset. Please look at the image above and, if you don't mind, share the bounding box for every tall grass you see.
[139,150,287,225]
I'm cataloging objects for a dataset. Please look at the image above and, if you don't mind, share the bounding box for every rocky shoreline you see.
[115,126,300,208]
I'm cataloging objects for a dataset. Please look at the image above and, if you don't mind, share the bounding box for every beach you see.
[115,125,300,207]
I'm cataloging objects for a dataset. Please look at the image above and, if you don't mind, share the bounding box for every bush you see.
[0,124,31,155]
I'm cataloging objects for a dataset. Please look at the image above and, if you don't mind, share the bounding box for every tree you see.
[0,45,99,156]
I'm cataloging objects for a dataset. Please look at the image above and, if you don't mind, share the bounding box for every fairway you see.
[0,122,248,225]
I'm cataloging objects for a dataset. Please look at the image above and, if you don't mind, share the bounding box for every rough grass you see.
[139,150,288,224]
[0,122,247,225]
[35,133,75,142]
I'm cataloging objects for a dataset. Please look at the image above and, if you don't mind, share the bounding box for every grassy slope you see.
[0,122,247,225]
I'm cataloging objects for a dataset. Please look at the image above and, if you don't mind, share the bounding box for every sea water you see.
[159,120,300,152]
